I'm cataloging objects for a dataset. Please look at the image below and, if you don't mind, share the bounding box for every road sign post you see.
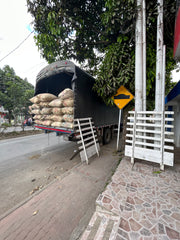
[112,86,134,151]
[117,109,122,151]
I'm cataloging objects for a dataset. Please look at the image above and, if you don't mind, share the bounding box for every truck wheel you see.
[103,127,111,145]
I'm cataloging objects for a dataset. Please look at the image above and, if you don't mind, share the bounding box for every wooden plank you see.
[127,122,174,128]
[80,143,100,162]
[165,131,174,136]
[74,122,94,128]
[75,126,95,133]
[79,139,98,150]
[135,129,161,134]
[127,128,162,134]
[128,117,161,121]
[164,111,174,115]
[128,111,158,114]
[128,111,174,115]
[164,138,174,143]
[126,134,160,141]
[165,118,174,121]
[126,140,161,148]
[127,122,162,127]
[136,117,161,121]
[74,117,92,121]
[75,131,95,139]
[165,125,174,128]
[77,134,97,144]
[164,145,174,150]
[126,128,134,131]
[125,145,173,166]
[126,134,174,143]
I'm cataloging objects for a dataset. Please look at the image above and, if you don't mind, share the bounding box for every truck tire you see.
[103,127,111,145]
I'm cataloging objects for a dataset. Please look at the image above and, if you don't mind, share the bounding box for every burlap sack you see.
[52,108,63,115]
[62,107,74,114]
[38,93,57,102]
[31,109,41,115]
[63,114,73,123]
[39,102,50,107]
[61,122,74,129]
[62,99,74,107]
[49,99,63,107]
[34,119,42,124]
[51,115,63,122]
[29,96,40,104]
[40,115,52,120]
[41,108,52,115]
[31,104,40,109]
[51,122,62,127]
[33,114,42,120]
[58,88,74,100]
[42,120,52,126]
[28,106,32,114]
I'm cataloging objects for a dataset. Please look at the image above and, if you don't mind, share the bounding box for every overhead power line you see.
[0,30,34,63]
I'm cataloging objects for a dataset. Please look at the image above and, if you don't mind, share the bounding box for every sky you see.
[0,0,179,88]
[0,0,47,86]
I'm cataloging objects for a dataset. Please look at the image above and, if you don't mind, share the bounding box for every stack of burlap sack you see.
[29,88,74,129]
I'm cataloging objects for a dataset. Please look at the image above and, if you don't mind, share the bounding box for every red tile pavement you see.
[81,152,180,240]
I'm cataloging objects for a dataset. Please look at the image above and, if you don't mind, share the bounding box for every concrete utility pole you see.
[142,0,146,111]
[155,0,164,111]
[135,0,146,111]
[135,0,143,112]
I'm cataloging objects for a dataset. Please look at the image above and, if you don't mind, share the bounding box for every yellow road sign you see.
[112,86,134,109]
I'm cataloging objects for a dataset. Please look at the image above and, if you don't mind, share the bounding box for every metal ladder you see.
[74,118,100,164]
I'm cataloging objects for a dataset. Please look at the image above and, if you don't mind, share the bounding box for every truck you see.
[34,60,119,144]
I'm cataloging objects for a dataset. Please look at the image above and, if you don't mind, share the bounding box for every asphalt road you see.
[0,133,81,216]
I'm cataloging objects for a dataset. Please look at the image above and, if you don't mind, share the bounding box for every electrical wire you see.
[0,30,34,63]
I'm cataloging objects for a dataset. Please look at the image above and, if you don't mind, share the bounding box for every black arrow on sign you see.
[114,94,130,99]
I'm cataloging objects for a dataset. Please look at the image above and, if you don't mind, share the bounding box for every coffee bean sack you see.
[30,89,74,129]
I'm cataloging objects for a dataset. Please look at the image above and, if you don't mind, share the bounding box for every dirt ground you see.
[0,129,43,141]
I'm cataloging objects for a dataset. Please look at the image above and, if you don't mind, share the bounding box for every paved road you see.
[0,133,80,216]
[0,132,66,162]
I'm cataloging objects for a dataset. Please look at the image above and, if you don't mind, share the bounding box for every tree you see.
[27,0,177,108]
[27,0,106,67]
[94,0,176,108]
[0,65,34,123]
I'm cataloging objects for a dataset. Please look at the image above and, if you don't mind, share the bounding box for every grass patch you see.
[0,130,43,140]
[153,171,162,174]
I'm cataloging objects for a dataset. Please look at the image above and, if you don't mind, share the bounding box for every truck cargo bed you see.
[34,60,119,130]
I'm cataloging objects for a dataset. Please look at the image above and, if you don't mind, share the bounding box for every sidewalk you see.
[81,149,180,240]
[0,140,120,240]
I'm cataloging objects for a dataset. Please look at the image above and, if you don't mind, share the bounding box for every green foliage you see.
[0,65,34,122]
[93,40,135,105]
[27,0,106,66]
[94,0,176,108]
[1,122,11,128]
[27,0,177,108]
